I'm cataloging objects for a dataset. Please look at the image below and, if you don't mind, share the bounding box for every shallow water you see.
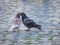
[0,31,52,45]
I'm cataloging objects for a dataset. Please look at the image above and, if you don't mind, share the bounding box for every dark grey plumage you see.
[20,12,41,31]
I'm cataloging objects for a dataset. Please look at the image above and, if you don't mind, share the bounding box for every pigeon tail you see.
[34,25,41,31]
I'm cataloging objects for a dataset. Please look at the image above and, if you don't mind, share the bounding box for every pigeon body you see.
[20,12,41,31]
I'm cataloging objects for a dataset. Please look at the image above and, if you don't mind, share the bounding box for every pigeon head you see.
[20,12,26,16]
[15,13,21,18]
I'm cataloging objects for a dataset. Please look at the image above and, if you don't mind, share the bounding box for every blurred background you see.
[0,0,60,45]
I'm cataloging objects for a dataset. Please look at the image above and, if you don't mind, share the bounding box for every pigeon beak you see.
[19,14,21,16]
[20,13,22,16]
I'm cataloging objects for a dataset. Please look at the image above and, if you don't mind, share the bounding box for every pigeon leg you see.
[18,29,21,31]
[13,29,16,32]
[26,28,30,31]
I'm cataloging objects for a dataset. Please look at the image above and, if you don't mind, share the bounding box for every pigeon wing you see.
[23,18,35,27]
[24,18,34,24]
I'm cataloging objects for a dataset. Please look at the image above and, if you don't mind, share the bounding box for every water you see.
[0,0,60,45]
[0,31,52,45]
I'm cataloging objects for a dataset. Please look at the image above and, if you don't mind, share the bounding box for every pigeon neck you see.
[22,14,26,17]
[22,14,28,18]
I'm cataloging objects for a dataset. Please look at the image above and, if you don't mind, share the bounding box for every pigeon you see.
[8,13,21,32]
[20,12,41,31]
